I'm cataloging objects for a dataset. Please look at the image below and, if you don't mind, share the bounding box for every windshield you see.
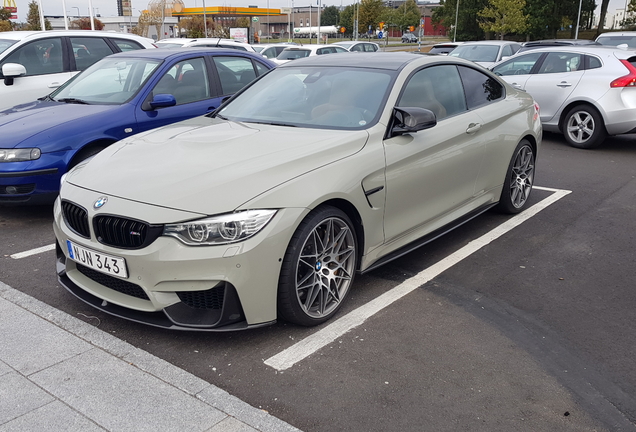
[596,35,636,47]
[50,57,160,104]
[0,39,18,56]
[155,42,185,49]
[449,45,500,62]
[217,66,395,130]
[277,49,311,60]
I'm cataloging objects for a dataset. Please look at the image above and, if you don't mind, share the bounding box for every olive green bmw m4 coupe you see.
[54,52,541,331]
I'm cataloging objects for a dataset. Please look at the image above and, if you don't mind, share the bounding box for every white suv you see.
[0,31,155,110]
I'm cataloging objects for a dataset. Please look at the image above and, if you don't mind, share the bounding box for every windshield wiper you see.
[57,98,90,105]
[248,121,297,127]
[38,95,54,102]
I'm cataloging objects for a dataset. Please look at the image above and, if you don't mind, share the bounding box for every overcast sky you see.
[6,0,632,25]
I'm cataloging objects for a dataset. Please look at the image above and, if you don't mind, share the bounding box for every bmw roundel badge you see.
[94,196,108,209]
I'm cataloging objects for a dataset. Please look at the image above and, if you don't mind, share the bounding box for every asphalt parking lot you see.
[2,132,636,432]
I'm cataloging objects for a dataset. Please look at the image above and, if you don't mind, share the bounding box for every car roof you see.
[277,51,473,70]
[0,30,153,43]
[107,47,271,61]
[523,39,598,46]
[459,40,519,46]
[432,42,463,48]
[597,31,636,37]
[503,44,636,59]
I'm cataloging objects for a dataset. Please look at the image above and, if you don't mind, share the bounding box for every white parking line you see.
[10,244,55,259]
[264,187,572,371]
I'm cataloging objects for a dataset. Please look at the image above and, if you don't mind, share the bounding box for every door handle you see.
[466,123,482,134]
[48,82,61,88]
[557,81,572,87]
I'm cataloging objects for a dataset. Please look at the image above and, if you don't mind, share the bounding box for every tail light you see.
[610,59,636,87]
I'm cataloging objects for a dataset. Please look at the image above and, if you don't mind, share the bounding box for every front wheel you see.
[277,206,357,326]
[496,140,535,214]
[562,104,606,149]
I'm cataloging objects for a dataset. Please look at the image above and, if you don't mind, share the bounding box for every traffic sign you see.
[378,31,383,39]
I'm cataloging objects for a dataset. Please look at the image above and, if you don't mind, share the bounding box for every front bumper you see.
[0,152,67,204]
[53,193,306,331]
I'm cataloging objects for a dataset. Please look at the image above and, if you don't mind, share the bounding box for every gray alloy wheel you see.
[563,104,606,149]
[496,140,535,214]
[277,206,357,326]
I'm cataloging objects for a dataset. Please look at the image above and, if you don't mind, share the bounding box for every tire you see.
[277,206,358,326]
[496,139,535,214]
[562,104,606,149]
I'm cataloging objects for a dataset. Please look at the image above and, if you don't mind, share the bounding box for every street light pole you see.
[62,0,68,30]
[88,0,95,30]
[37,0,45,30]
[203,0,207,37]
[575,0,582,39]
[453,0,459,42]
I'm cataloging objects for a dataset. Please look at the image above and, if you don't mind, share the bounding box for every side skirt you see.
[361,203,497,274]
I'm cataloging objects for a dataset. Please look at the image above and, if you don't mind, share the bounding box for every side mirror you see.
[2,63,27,86]
[148,93,176,109]
[389,107,437,137]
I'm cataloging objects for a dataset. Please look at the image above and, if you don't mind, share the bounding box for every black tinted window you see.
[1,38,64,76]
[586,55,602,70]
[458,66,503,109]
[399,65,467,120]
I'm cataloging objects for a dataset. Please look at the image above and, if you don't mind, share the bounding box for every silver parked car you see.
[491,45,636,148]
[449,40,522,68]
[54,52,541,331]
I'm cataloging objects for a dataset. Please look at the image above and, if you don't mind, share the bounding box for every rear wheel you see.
[562,104,606,149]
[277,206,357,326]
[496,139,535,214]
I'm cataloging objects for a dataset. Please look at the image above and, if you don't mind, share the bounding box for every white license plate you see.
[66,240,128,279]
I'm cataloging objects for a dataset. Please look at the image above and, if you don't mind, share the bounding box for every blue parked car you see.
[0,48,275,204]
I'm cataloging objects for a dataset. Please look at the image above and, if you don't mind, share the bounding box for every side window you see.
[398,65,467,120]
[538,52,581,74]
[254,61,269,76]
[110,38,144,52]
[156,57,210,105]
[1,38,64,76]
[492,52,542,76]
[458,66,504,109]
[586,55,602,70]
[351,44,363,52]
[501,44,513,58]
[262,47,276,59]
[213,56,258,95]
[70,37,115,71]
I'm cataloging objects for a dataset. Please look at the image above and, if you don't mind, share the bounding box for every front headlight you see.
[163,209,277,246]
[0,148,41,162]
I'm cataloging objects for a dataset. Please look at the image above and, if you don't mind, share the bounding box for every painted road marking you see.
[264,187,572,371]
[10,244,55,259]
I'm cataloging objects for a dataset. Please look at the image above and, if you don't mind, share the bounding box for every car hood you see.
[0,102,119,147]
[67,116,369,215]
